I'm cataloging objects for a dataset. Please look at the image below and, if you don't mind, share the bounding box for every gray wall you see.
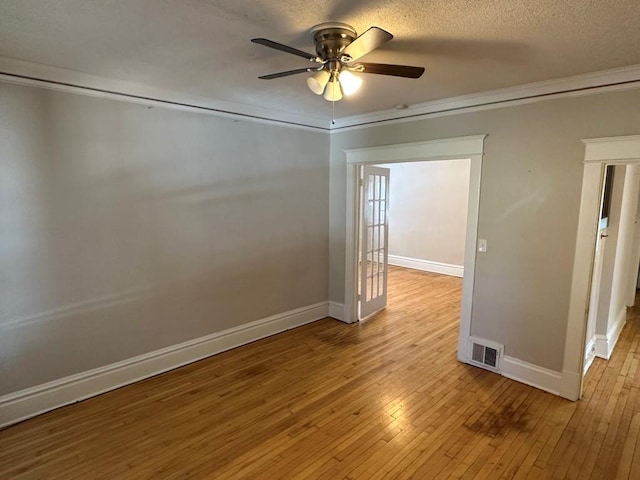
[330,88,640,371]
[377,160,470,266]
[3,80,640,396]
[0,83,329,395]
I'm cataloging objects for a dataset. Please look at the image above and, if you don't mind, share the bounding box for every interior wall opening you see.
[343,135,485,367]
[357,159,471,323]
[583,163,640,376]
[567,135,640,400]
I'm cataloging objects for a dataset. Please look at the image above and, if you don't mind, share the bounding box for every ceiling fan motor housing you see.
[311,22,357,65]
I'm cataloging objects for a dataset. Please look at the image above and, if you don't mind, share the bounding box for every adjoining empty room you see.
[356,157,471,327]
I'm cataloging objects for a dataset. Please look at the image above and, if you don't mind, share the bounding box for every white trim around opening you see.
[565,135,640,400]
[343,135,486,363]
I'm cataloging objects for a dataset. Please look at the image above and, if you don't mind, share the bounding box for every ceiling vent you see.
[468,337,503,372]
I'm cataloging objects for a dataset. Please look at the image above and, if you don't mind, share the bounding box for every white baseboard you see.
[608,308,627,357]
[387,254,463,277]
[328,301,345,322]
[501,355,563,397]
[594,334,609,359]
[584,335,597,374]
[460,345,576,400]
[0,302,329,428]
[595,308,627,360]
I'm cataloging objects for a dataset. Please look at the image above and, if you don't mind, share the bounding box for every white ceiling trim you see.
[2,56,639,134]
[0,56,331,132]
[331,64,640,132]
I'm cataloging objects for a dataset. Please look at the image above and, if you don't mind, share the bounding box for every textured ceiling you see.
[1,0,640,122]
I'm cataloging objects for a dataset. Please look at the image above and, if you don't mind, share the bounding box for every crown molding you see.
[0,56,331,132]
[2,56,640,134]
[330,64,640,132]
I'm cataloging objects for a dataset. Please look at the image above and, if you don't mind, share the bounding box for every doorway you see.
[343,135,486,362]
[358,159,470,321]
[583,163,640,375]
[583,166,613,373]
[565,135,640,400]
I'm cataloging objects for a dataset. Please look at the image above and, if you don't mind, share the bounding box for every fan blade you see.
[251,38,319,62]
[340,27,393,62]
[258,68,314,80]
[357,62,425,78]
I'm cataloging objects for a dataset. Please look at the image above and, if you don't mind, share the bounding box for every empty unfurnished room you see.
[2,1,640,478]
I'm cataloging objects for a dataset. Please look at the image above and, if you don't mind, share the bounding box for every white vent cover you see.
[468,337,503,372]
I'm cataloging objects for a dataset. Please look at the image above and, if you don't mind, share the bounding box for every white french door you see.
[359,165,390,319]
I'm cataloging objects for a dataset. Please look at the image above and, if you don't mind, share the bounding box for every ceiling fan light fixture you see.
[252,23,425,102]
[323,76,343,101]
[338,70,362,96]
[306,70,330,95]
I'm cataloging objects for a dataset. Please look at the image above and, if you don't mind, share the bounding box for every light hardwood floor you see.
[1,266,640,479]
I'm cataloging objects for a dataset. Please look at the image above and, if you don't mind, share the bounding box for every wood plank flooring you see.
[1,266,640,479]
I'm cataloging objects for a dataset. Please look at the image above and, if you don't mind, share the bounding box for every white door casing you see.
[359,166,390,319]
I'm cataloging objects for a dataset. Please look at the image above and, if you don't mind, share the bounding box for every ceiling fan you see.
[251,22,425,101]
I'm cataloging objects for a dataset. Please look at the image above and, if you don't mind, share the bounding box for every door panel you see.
[359,165,390,319]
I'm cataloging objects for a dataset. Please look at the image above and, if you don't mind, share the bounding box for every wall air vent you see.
[468,337,503,372]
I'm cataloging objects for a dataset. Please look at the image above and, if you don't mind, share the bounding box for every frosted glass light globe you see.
[306,70,330,95]
[323,78,343,101]
[338,70,362,96]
